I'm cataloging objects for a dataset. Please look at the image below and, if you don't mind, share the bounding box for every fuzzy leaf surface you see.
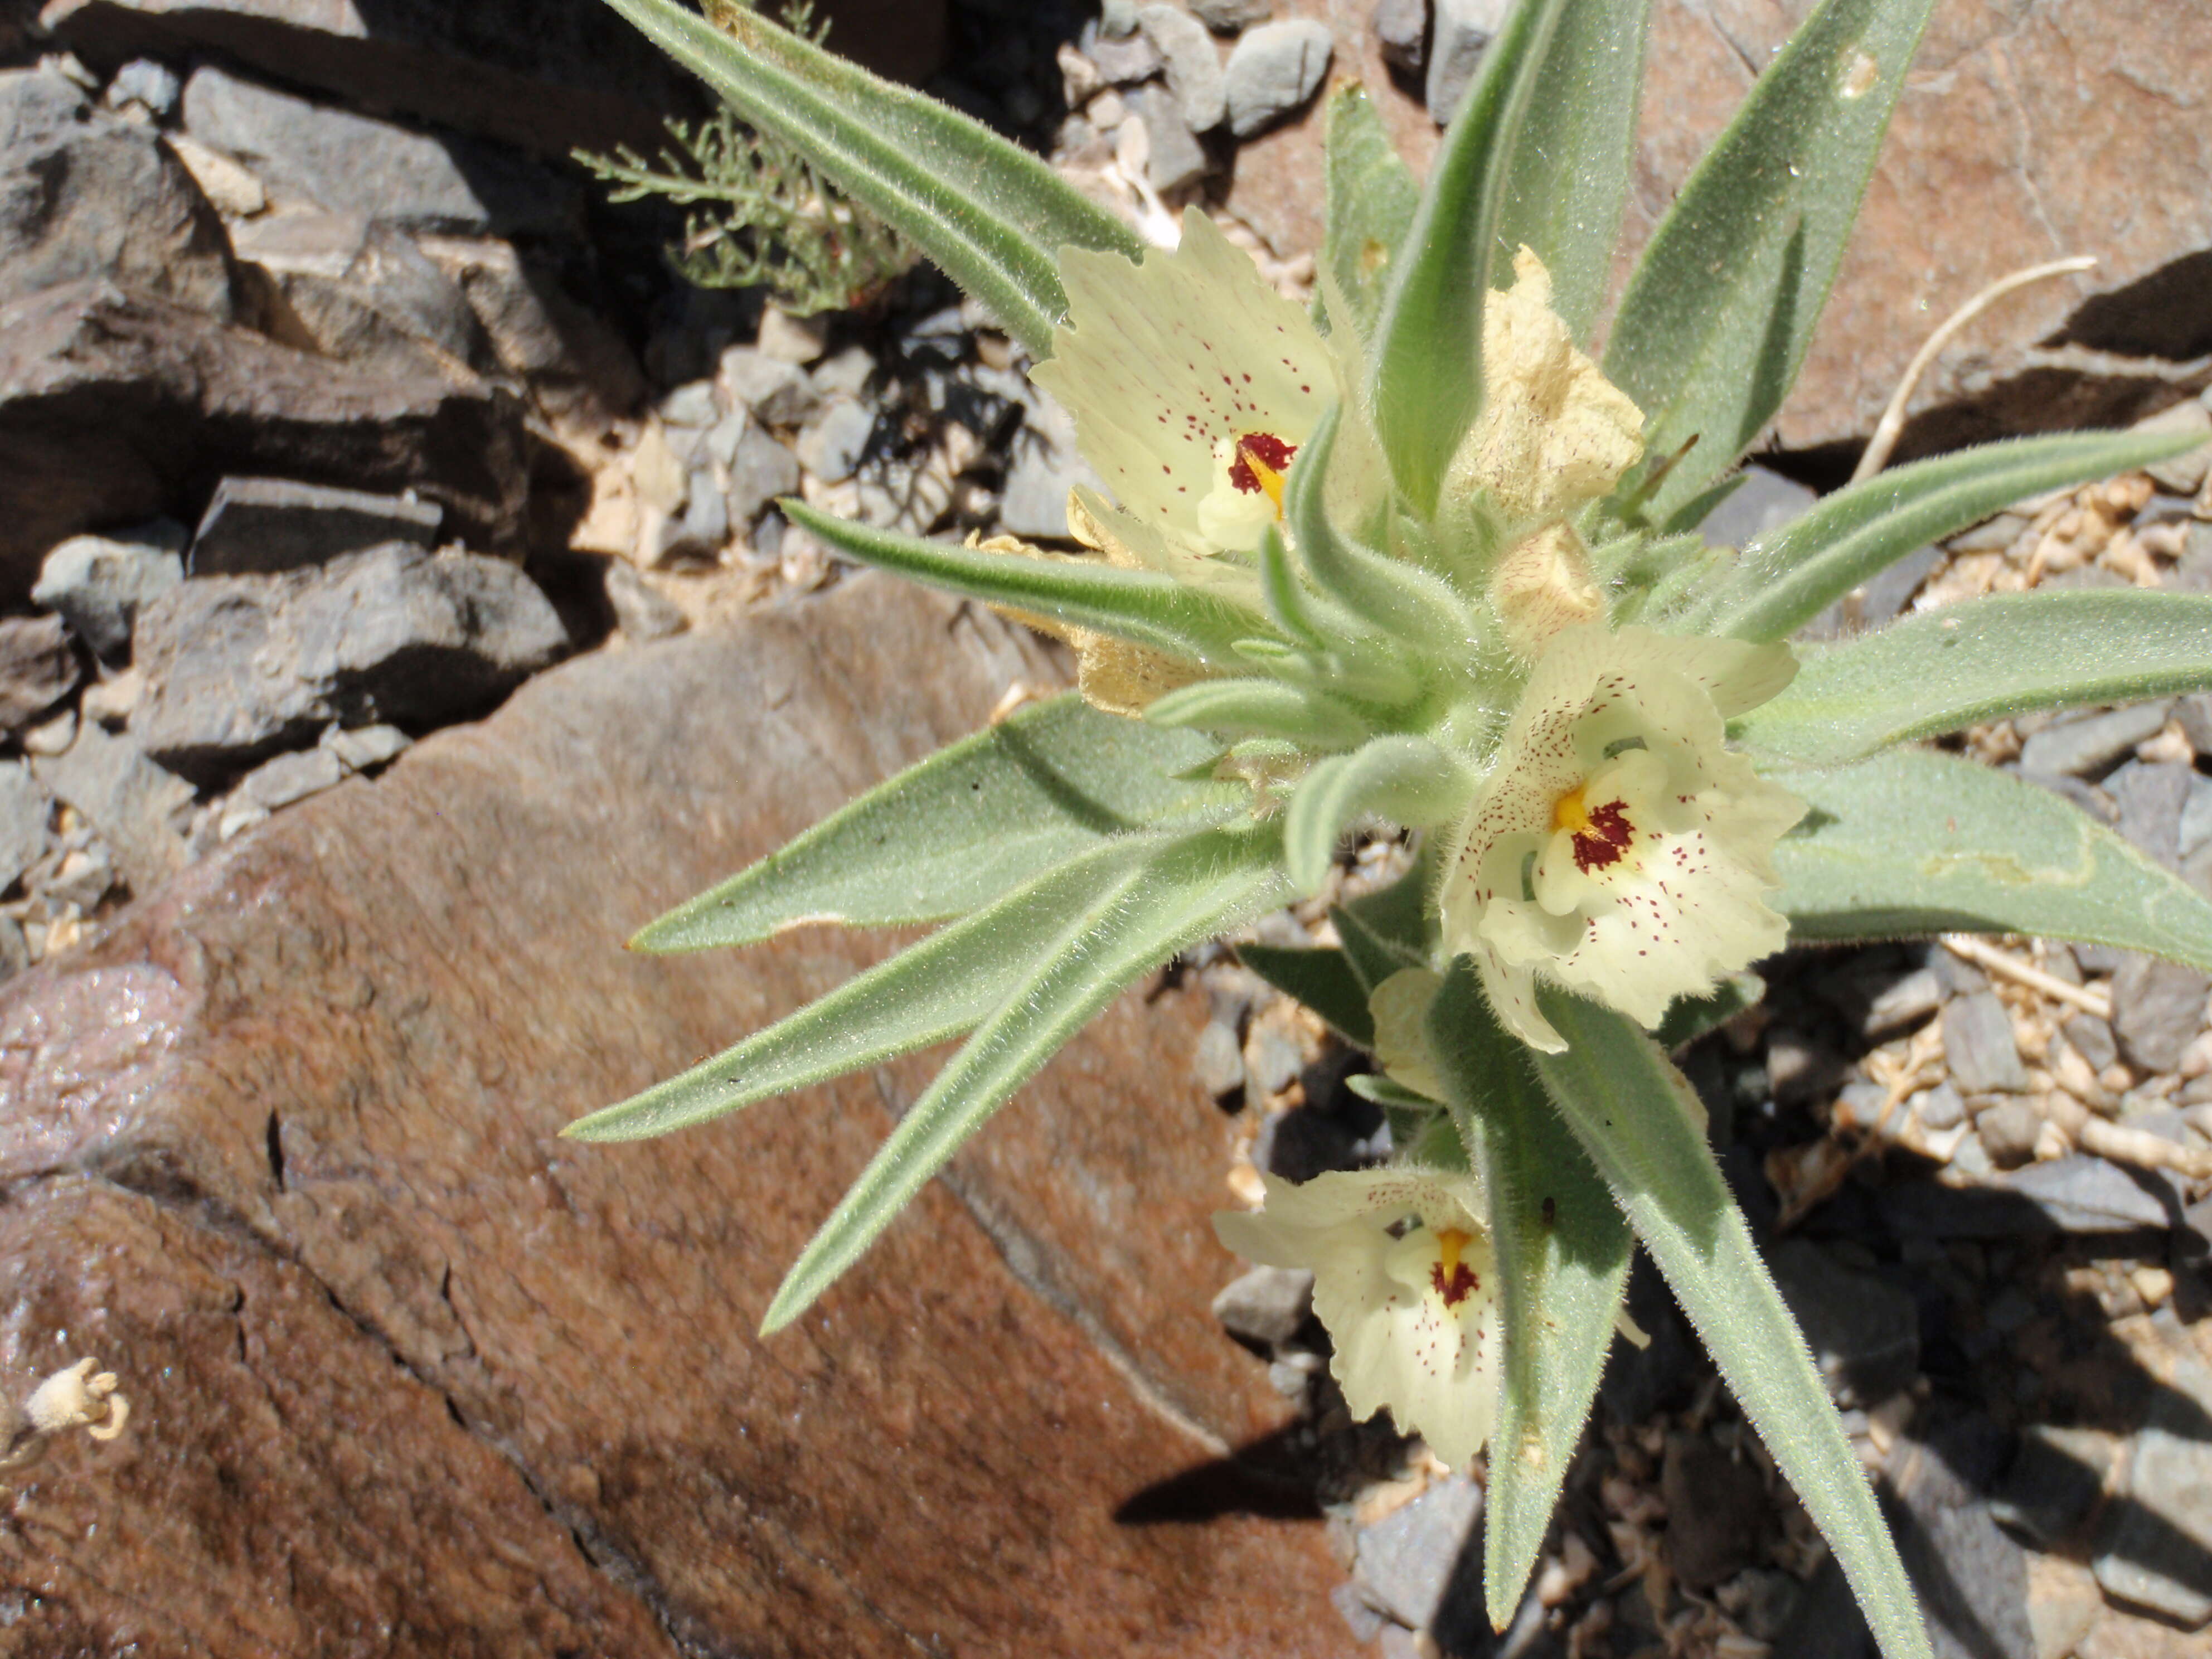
[1602,0,1938,523]
[1283,737,1470,892]
[1740,591,2212,765]
[785,503,1275,667]
[1774,748,2212,969]
[634,692,1233,949]
[599,0,1141,355]
[1321,86,1421,342]
[762,827,1288,1331]
[1429,964,1630,1624]
[1371,0,1568,513]
[1533,993,1930,1659]
[576,838,1165,1139]
[1696,430,2205,642]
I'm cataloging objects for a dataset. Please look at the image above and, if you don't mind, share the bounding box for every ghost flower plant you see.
[573,0,2212,1652]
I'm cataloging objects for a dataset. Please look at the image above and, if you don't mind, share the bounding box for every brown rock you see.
[0,577,1344,1655]
[0,278,530,599]
[0,614,79,730]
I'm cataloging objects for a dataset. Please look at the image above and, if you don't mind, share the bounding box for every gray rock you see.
[795,399,875,484]
[0,614,79,732]
[657,381,719,429]
[1248,1026,1303,1097]
[238,745,346,811]
[1210,1264,1311,1347]
[1223,20,1332,138]
[33,528,184,660]
[0,278,532,596]
[1767,1238,1918,1408]
[180,66,573,237]
[190,476,443,575]
[418,233,646,421]
[2094,1354,2212,1626]
[1764,1026,1847,1106]
[1941,992,2027,1094]
[29,718,192,891]
[1991,1423,2114,1549]
[2014,767,2114,824]
[1083,19,1164,84]
[1374,0,1428,72]
[1972,1099,2041,1169]
[105,57,181,117]
[810,345,875,401]
[1353,1474,1481,1631]
[2172,691,2212,755]
[2007,1154,2179,1231]
[604,560,686,643]
[2017,701,2171,778]
[1861,966,1945,1039]
[0,760,52,889]
[1883,1423,2034,1659]
[1426,0,1510,122]
[230,212,482,380]
[1699,463,1815,550]
[0,66,234,318]
[2061,1012,2118,1074]
[1137,3,1228,132]
[1124,80,1209,196]
[1928,945,1988,996]
[1187,0,1270,28]
[132,543,565,769]
[1912,1081,1966,1131]
[999,390,1103,540]
[2180,772,2212,860]
[2104,758,2194,867]
[1662,1433,1771,1590]
[649,467,729,564]
[2112,951,2209,1072]
[719,346,818,428]
[725,424,801,525]
[1192,1018,1243,1097]
[319,722,410,772]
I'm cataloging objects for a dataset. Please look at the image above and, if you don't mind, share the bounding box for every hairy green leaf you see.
[1146,677,1372,750]
[1741,591,2212,765]
[1492,0,1651,340]
[598,0,1141,355]
[762,827,1288,1332]
[575,837,1163,1139]
[1429,964,1631,1625]
[1283,738,1471,893]
[1603,0,1938,523]
[1696,429,2206,642]
[1321,85,1422,342]
[1775,748,2212,970]
[784,502,1275,667]
[1534,993,1931,1659]
[1236,942,1375,1046]
[634,692,1232,949]
[1371,0,1569,512]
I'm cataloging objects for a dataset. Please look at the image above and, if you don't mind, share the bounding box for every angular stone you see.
[1427,0,1508,122]
[1883,1422,2034,1659]
[603,559,686,643]
[1189,0,1270,28]
[1083,17,1164,84]
[319,721,410,772]
[1912,1081,1965,1131]
[1700,464,1815,550]
[230,211,483,380]
[725,423,802,526]
[180,66,574,236]
[0,614,79,730]
[999,385,1102,540]
[1211,1264,1312,1348]
[417,234,646,421]
[1767,1238,1919,1408]
[1992,1423,2116,1549]
[28,718,192,891]
[1138,2,1228,132]
[1124,79,1210,196]
[1974,1099,2042,1170]
[1192,1017,1244,1097]
[2095,1355,2212,1627]
[1374,0,1427,72]
[33,527,183,660]
[1223,18,1332,138]
[718,345,818,429]
[2017,704,2172,779]
[0,759,52,889]
[2006,1156,2181,1233]
[2063,1012,2119,1074]
[1354,1474,1481,1631]
[0,65,234,319]
[1942,992,2027,1094]
[190,476,444,575]
[2105,759,2194,869]
[0,578,1342,1653]
[236,744,346,811]
[795,398,875,484]
[0,278,531,594]
[2112,952,2209,1073]
[131,544,566,769]
[1663,1433,1771,1590]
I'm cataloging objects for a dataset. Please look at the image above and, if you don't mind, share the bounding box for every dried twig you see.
[1941,934,2112,1018]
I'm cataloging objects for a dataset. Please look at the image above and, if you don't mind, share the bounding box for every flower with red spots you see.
[1215,1167,1501,1471]
[1442,624,1806,1051]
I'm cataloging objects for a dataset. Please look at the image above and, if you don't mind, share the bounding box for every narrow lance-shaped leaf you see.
[1428,964,1631,1627]
[596,0,1142,355]
[784,501,1278,667]
[1532,992,1932,1659]
[1320,85,1422,342]
[1603,0,1939,525]
[1739,591,2212,766]
[1692,429,2206,642]
[1370,0,1569,513]
[1283,737,1471,894]
[762,826,1289,1332]
[1146,677,1373,751]
[634,692,1233,950]
[1491,0,1652,341]
[1773,748,2212,972]
[573,836,1165,1139]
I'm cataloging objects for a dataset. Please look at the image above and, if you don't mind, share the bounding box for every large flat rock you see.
[0,576,1347,1657]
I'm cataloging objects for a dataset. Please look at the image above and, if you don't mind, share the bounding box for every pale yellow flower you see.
[1216,1167,1502,1469]
[1442,624,1803,1051]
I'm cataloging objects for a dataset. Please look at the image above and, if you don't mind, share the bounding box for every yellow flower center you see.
[1228,431,1296,512]
[1429,1226,1479,1308]
[1551,784,1636,875]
